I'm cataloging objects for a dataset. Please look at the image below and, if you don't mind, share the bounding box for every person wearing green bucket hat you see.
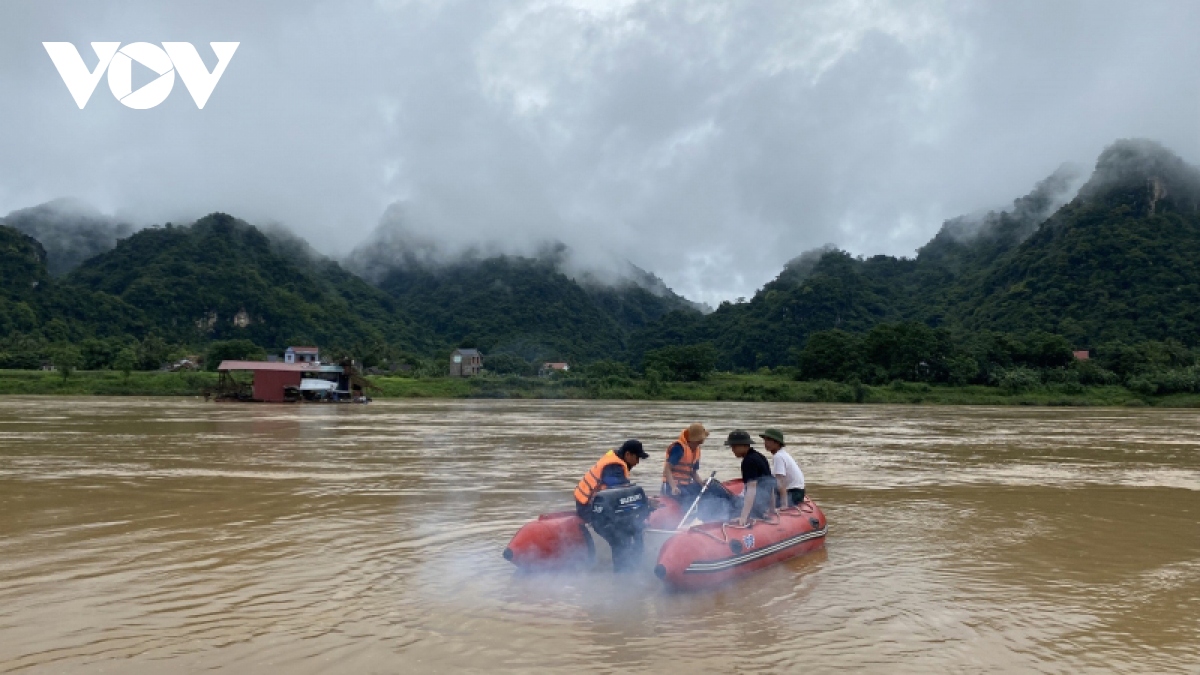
[761,428,805,507]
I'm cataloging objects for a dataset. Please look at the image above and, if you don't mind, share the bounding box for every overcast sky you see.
[2,0,1198,305]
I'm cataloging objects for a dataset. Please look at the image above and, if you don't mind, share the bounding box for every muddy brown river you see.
[1,398,1198,673]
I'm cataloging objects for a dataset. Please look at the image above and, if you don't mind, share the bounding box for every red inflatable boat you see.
[504,480,828,590]
[654,498,827,591]
[502,482,739,570]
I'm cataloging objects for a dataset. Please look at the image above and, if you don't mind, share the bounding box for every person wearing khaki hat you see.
[761,428,806,507]
[661,422,709,502]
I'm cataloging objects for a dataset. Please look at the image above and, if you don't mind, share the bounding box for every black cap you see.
[620,439,649,458]
[724,430,754,446]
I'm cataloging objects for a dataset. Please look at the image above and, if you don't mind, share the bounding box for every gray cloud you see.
[2,0,1199,306]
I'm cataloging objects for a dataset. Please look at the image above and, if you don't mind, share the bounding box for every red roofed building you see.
[1073,350,1090,361]
[217,360,343,402]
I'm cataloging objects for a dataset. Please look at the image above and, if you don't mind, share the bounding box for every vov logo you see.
[43,42,239,109]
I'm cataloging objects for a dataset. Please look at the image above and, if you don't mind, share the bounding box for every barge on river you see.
[215,351,370,403]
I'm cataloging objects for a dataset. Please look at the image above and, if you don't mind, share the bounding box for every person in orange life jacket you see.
[761,428,805,507]
[574,439,651,571]
[662,423,708,502]
[726,430,777,527]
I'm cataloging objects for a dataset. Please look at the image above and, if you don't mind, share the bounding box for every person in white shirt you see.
[760,428,805,507]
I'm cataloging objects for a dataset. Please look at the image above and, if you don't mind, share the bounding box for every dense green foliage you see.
[632,139,1200,371]
[0,223,146,355]
[205,339,267,370]
[5,138,1200,406]
[0,199,133,277]
[0,213,436,372]
[797,323,1076,385]
[67,213,433,352]
[794,321,1200,398]
[374,253,698,364]
[643,343,718,381]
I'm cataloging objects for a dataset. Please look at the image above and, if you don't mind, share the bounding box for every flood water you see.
[1,398,1198,673]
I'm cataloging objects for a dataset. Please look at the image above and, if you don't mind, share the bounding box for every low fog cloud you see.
[2,1,1199,305]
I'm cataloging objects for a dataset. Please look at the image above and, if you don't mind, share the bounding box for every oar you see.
[676,471,718,531]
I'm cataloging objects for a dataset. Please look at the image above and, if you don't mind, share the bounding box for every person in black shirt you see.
[725,430,777,526]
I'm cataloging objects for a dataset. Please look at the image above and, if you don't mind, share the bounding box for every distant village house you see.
[539,362,569,377]
[285,346,320,364]
[1073,350,1090,361]
[450,348,482,377]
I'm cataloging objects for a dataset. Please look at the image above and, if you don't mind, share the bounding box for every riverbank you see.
[0,370,218,396]
[2,369,1199,406]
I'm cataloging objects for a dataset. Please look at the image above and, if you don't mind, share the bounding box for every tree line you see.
[795,322,1200,395]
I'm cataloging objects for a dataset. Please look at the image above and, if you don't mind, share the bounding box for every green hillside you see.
[632,139,1200,369]
[65,212,433,355]
[951,140,1200,344]
[1,199,133,277]
[0,225,52,339]
[374,252,702,363]
[4,138,1200,392]
[1,223,150,365]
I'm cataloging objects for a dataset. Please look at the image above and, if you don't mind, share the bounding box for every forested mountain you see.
[951,140,1200,344]
[1,199,133,277]
[344,208,705,362]
[65,213,434,354]
[1,223,147,350]
[0,225,57,346]
[3,138,1199,377]
[3,209,703,368]
[632,139,1200,369]
[0,225,48,303]
[371,252,703,363]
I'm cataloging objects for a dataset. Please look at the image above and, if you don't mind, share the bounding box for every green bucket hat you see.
[760,428,785,446]
[724,429,754,446]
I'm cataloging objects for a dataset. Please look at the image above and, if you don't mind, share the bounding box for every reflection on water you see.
[1,398,1198,673]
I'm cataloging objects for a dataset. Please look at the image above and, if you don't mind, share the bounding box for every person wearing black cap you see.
[725,430,777,527]
[573,439,650,571]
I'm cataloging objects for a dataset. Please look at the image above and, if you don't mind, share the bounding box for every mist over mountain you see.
[64,213,434,353]
[954,139,1200,343]
[632,139,1200,369]
[3,205,705,365]
[344,206,709,361]
[1,199,134,277]
[1076,138,1200,213]
[0,222,146,344]
[365,244,705,363]
[347,202,709,312]
[918,164,1083,265]
[3,138,1200,376]
[0,225,49,302]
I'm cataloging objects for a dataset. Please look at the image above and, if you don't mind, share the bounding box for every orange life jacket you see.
[666,430,701,486]
[574,450,630,506]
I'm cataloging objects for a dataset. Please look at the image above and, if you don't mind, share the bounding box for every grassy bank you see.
[2,370,1199,406]
[370,372,1199,406]
[0,370,219,396]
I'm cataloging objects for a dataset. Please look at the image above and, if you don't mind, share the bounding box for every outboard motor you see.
[588,485,650,533]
